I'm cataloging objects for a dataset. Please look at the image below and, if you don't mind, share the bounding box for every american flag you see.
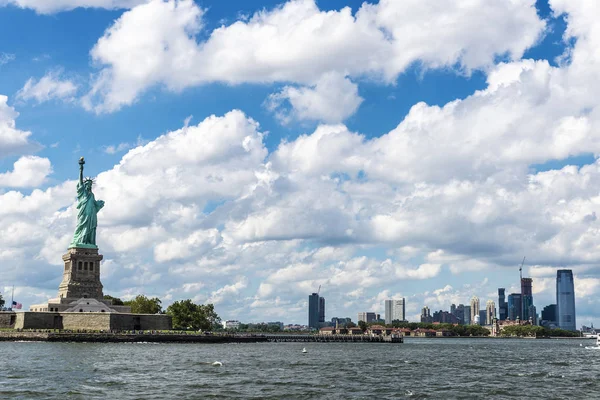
[12,301,22,310]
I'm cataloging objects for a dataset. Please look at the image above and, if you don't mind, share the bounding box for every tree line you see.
[104,295,221,331]
[357,321,579,337]
[500,325,579,338]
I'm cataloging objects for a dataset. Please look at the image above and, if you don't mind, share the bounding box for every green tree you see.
[166,300,221,331]
[0,292,4,309]
[124,295,162,314]
[104,295,124,306]
[358,320,367,332]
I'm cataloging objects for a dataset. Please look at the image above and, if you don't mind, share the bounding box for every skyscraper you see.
[385,298,406,324]
[433,310,459,323]
[528,305,537,325]
[508,293,522,320]
[358,312,377,323]
[478,309,486,326]
[319,297,325,324]
[385,300,393,325]
[455,304,465,324]
[463,305,471,325]
[556,269,576,331]
[521,278,533,321]
[420,306,432,323]
[470,296,480,325]
[486,300,496,325]
[498,288,507,320]
[308,293,320,329]
[541,304,557,324]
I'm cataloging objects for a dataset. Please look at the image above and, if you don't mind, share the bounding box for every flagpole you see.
[11,285,14,311]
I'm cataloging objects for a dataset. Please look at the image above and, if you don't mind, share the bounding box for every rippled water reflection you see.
[0,338,598,399]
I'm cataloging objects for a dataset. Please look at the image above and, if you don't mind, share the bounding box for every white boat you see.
[584,336,600,349]
[302,347,307,353]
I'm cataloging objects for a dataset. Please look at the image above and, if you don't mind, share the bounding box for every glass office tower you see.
[556,270,576,331]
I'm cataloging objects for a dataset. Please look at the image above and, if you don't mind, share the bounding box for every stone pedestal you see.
[25,242,171,331]
[30,246,132,314]
[58,247,104,300]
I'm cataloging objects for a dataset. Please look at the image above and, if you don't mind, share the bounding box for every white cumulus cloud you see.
[83,0,544,113]
[16,70,78,104]
[266,72,363,124]
[1,0,147,14]
[0,95,41,158]
[0,156,52,188]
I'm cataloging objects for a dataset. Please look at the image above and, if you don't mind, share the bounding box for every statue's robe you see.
[70,182,105,247]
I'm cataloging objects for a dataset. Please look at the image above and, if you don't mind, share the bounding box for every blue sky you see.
[1,0,599,327]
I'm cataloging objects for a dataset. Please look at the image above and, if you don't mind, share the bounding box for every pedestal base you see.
[58,247,104,300]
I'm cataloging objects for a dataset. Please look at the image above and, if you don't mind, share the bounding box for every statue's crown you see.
[83,177,95,184]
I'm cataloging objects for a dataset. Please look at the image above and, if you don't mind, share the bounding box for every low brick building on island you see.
[319,326,364,335]
[319,325,410,338]
[490,318,533,337]
[413,328,437,337]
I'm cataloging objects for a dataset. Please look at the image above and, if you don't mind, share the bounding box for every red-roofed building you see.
[319,327,336,335]
[393,328,412,337]
[413,328,436,337]
[347,327,364,335]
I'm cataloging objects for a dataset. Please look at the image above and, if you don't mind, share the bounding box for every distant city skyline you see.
[297,268,583,330]
[292,266,589,329]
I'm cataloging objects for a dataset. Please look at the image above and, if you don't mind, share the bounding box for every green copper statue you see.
[69,157,105,249]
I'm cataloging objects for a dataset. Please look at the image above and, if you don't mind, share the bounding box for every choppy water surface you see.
[1,338,598,399]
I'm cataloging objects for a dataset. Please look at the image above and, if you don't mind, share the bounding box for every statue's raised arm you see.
[69,157,104,249]
[78,157,84,186]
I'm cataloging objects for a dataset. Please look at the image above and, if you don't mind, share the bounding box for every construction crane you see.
[519,256,526,280]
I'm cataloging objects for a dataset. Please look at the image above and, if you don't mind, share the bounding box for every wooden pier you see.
[263,334,403,343]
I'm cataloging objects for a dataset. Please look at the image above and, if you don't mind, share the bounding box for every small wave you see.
[0,390,51,398]
[548,361,569,366]
[195,361,223,366]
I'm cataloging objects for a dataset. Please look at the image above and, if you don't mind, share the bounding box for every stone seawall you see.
[0,332,49,341]
[11,312,173,331]
[0,331,268,343]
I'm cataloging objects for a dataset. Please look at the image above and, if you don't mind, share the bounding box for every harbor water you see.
[1,338,598,399]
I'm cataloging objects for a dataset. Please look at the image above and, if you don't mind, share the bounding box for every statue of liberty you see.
[69,157,105,249]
